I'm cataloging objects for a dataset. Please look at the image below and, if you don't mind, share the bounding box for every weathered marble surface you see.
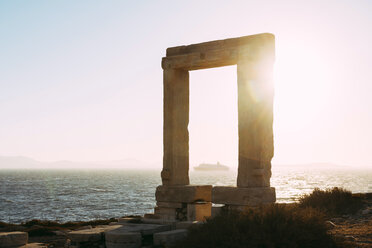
[159,33,276,214]
[155,185,212,203]
[162,69,190,186]
[0,231,28,248]
[212,186,276,206]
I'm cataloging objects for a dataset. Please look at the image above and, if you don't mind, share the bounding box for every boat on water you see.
[194,162,229,171]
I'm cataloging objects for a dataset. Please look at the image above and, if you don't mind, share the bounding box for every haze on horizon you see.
[1,0,371,169]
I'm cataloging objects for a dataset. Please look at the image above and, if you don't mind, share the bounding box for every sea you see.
[0,167,371,223]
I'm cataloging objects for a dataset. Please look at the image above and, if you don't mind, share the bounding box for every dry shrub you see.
[173,204,338,248]
[298,187,363,216]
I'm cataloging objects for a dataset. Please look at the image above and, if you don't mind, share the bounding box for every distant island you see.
[194,162,229,171]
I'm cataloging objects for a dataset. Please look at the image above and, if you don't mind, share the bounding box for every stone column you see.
[236,59,274,188]
[162,69,190,186]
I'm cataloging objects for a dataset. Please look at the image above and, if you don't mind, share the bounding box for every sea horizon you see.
[1,166,371,224]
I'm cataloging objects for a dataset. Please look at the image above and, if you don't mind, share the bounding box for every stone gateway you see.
[155,33,276,221]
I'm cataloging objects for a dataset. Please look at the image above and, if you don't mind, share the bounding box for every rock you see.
[105,231,141,248]
[75,225,92,231]
[212,186,275,206]
[187,202,211,221]
[345,235,357,241]
[67,225,121,243]
[67,228,104,243]
[330,217,343,224]
[325,221,336,229]
[52,230,67,236]
[118,217,137,224]
[141,217,177,226]
[155,185,212,203]
[64,239,71,248]
[361,208,371,215]
[0,231,28,248]
[175,221,200,229]
[24,243,48,248]
[105,223,171,236]
[153,229,188,247]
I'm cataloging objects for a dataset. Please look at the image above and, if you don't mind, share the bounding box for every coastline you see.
[1,193,371,248]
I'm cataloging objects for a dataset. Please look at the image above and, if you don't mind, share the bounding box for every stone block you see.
[67,228,104,243]
[75,225,92,231]
[152,214,177,221]
[105,231,141,248]
[0,232,28,248]
[154,207,177,220]
[157,201,184,208]
[141,217,177,227]
[155,185,212,203]
[212,186,275,206]
[187,202,211,221]
[162,33,274,70]
[67,225,121,243]
[24,243,47,248]
[154,207,177,215]
[105,223,171,237]
[153,229,188,247]
[166,33,274,57]
[143,213,158,219]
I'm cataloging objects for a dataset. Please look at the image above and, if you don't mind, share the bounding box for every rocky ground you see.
[1,193,371,248]
[329,194,372,247]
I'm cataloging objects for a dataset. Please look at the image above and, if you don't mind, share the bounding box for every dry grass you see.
[172,204,338,248]
[298,187,364,216]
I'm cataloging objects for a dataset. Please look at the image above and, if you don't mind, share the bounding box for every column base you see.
[153,185,212,221]
[212,186,276,207]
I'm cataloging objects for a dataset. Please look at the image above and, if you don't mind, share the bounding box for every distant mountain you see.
[0,156,160,170]
[0,156,43,169]
[273,162,352,170]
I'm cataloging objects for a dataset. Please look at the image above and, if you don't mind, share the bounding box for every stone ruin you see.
[153,33,276,221]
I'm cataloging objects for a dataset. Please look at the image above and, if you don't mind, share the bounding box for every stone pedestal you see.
[212,186,276,207]
[157,33,276,216]
[153,185,212,221]
[0,232,28,248]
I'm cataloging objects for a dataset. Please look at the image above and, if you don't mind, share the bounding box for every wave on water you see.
[0,168,371,223]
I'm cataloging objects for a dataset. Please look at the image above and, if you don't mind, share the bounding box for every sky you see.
[0,0,371,168]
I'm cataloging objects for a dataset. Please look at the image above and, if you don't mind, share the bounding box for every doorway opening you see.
[189,65,238,185]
